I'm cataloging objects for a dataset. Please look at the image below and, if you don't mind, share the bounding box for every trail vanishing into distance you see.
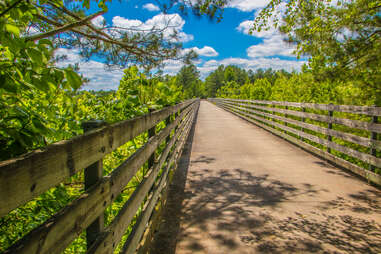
[152,101,381,254]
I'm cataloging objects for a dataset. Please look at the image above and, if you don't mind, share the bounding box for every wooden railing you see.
[0,99,199,254]
[209,98,381,186]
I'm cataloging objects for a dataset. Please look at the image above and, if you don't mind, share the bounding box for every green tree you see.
[176,64,201,98]
[205,65,225,97]
[224,65,248,85]
[254,0,381,104]
[217,80,241,98]
[0,0,229,158]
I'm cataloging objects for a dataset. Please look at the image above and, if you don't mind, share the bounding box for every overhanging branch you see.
[25,10,104,41]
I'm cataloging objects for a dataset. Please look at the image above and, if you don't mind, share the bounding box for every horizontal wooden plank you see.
[122,163,170,254]
[216,103,381,186]
[4,104,196,254]
[221,100,381,134]
[222,103,381,168]
[0,99,196,218]
[89,106,196,254]
[122,106,196,254]
[213,98,381,116]
[225,103,381,150]
[134,107,196,254]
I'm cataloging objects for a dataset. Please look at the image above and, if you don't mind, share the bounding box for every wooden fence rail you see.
[209,98,381,186]
[1,99,199,254]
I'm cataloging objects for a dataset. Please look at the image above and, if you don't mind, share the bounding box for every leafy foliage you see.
[1,0,379,252]
[253,0,381,104]
[0,0,226,251]
[176,64,206,98]
[210,66,377,106]
[0,0,228,159]
[0,65,183,252]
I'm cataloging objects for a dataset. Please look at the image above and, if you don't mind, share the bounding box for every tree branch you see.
[34,13,177,60]
[0,0,24,18]
[25,10,104,41]
[47,2,116,42]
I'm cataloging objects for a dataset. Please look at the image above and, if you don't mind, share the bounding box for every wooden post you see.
[148,109,156,172]
[369,115,378,171]
[82,120,106,249]
[176,109,181,129]
[327,105,333,153]
[272,103,276,127]
[300,107,305,141]
[165,113,172,145]
[285,106,288,128]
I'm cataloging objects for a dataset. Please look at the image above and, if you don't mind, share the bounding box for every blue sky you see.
[56,0,306,90]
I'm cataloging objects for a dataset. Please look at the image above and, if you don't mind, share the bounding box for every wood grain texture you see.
[221,100,381,133]
[122,104,197,254]
[217,98,381,116]
[213,101,381,186]
[3,102,197,254]
[88,106,196,254]
[225,103,381,149]
[222,103,381,167]
[0,100,196,218]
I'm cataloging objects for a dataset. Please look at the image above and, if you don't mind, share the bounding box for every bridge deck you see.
[151,101,381,253]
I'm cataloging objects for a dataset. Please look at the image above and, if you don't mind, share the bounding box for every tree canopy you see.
[0,0,228,158]
[254,0,381,104]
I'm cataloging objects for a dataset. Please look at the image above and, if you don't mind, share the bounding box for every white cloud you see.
[237,20,277,38]
[161,59,185,75]
[228,0,269,11]
[112,16,142,29]
[236,1,287,36]
[112,13,193,43]
[237,4,296,59]
[183,46,219,57]
[54,48,305,88]
[222,57,304,71]
[198,57,305,78]
[54,48,124,91]
[55,48,81,63]
[142,3,160,11]
[236,20,253,34]
[247,35,294,58]
[91,15,105,28]
[203,60,219,67]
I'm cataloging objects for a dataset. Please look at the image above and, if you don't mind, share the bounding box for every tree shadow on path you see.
[150,131,381,254]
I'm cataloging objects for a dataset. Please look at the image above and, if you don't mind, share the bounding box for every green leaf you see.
[38,39,53,47]
[32,118,47,134]
[13,106,29,118]
[64,69,82,90]
[32,78,50,92]
[128,89,139,96]
[0,75,17,93]
[82,0,90,9]
[128,95,139,104]
[27,48,43,64]
[5,24,20,37]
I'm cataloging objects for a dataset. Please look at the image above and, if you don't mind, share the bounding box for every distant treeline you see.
[174,64,378,107]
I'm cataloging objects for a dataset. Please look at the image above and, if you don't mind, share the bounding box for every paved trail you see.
[151,101,381,254]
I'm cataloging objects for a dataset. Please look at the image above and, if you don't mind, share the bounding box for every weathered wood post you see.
[82,120,106,249]
[165,110,172,145]
[148,108,156,172]
[327,104,333,153]
[284,105,288,130]
[300,107,305,141]
[272,103,276,128]
[370,114,378,171]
